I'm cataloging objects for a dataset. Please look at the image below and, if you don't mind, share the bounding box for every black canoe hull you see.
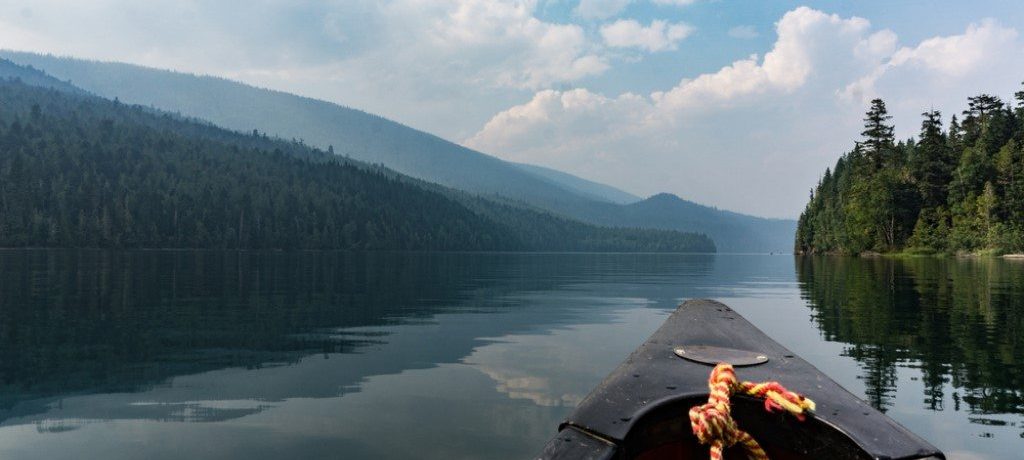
[537,299,944,460]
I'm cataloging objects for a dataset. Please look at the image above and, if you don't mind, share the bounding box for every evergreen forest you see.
[796,84,1024,254]
[0,79,714,252]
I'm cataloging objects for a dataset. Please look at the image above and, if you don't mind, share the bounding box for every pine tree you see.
[912,110,952,208]
[948,114,963,152]
[861,99,895,170]
[961,94,1005,148]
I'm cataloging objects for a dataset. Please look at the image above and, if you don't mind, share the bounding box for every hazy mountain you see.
[609,194,796,254]
[0,74,714,252]
[0,52,795,252]
[0,52,613,209]
[511,162,640,204]
[0,58,83,94]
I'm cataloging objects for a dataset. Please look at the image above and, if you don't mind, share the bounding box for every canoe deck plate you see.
[674,345,768,367]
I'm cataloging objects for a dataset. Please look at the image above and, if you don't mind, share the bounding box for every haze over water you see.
[0,250,1019,459]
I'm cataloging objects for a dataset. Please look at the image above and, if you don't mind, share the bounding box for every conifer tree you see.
[912,110,952,208]
[861,99,895,170]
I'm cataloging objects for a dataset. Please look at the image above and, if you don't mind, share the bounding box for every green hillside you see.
[0,77,714,252]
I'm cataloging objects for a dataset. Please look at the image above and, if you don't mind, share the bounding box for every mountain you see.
[610,194,796,254]
[0,52,613,209]
[0,58,84,94]
[0,51,794,252]
[0,76,714,252]
[510,162,640,204]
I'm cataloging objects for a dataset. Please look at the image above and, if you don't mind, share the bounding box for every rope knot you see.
[688,363,815,460]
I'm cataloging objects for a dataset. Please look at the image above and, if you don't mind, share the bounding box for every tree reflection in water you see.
[797,256,1023,419]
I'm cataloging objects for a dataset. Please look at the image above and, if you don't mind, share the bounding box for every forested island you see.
[796,83,1024,255]
[0,79,714,252]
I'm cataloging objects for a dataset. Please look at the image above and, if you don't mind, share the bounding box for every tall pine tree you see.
[912,110,952,208]
[861,99,895,170]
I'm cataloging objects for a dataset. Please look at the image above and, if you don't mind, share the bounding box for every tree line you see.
[0,79,715,252]
[796,83,1024,254]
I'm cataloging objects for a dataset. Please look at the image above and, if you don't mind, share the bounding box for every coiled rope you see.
[688,363,816,460]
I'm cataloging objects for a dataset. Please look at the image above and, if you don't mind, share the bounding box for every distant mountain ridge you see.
[510,162,640,204]
[0,51,796,252]
[0,59,84,94]
[608,194,796,254]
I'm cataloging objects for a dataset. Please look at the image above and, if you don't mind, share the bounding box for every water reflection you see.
[796,256,1024,432]
[2,250,1019,459]
[2,250,795,459]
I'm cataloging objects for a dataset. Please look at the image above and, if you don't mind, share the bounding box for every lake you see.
[0,250,1020,459]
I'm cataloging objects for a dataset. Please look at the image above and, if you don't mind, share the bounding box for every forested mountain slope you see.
[796,90,1024,255]
[0,52,613,209]
[0,79,714,252]
[0,52,794,252]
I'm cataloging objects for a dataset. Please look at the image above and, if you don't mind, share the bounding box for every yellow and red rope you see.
[688,363,816,460]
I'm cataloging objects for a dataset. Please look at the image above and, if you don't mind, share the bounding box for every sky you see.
[1,1,1023,218]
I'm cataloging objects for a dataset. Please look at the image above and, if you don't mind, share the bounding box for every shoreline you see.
[798,250,1024,259]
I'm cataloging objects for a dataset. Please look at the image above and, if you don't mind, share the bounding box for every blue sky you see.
[1,1,1022,218]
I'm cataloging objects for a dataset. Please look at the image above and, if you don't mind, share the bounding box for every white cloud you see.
[892,19,1017,76]
[423,0,609,89]
[467,89,652,157]
[467,7,1024,217]
[841,19,1020,104]
[651,7,894,110]
[601,19,694,52]
[728,25,758,39]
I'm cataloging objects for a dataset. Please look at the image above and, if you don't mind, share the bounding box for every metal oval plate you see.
[674,345,768,367]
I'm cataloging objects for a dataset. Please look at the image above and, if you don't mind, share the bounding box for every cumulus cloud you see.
[467,89,652,157]
[840,19,1020,104]
[466,7,1024,217]
[601,19,694,52]
[423,0,608,89]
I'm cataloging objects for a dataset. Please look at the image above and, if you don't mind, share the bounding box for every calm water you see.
[0,251,1020,459]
